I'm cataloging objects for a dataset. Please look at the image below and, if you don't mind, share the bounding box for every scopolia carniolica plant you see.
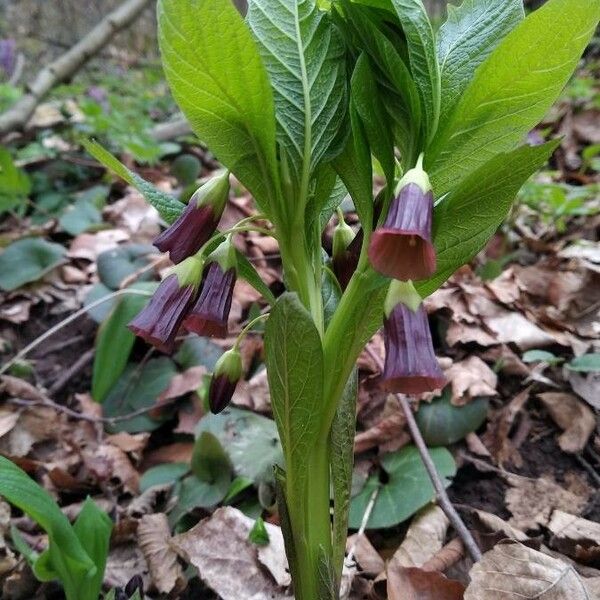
[87,0,599,597]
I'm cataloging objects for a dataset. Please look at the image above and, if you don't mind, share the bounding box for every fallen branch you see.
[365,345,483,563]
[0,0,152,135]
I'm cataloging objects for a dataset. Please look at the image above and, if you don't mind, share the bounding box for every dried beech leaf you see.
[465,540,598,599]
[548,510,600,564]
[392,505,450,568]
[346,534,385,576]
[387,562,465,600]
[138,513,185,594]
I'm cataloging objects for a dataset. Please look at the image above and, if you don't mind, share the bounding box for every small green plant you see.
[0,456,112,600]
[87,0,599,597]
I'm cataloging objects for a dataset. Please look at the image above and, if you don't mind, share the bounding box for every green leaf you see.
[72,498,113,600]
[249,516,270,546]
[0,457,96,599]
[522,349,563,365]
[58,198,103,236]
[416,142,557,297]
[566,353,600,373]
[264,293,324,505]
[158,0,278,210]
[319,174,348,230]
[0,147,30,214]
[247,0,348,196]
[102,357,178,433]
[195,407,284,486]
[140,463,189,492]
[330,369,357,585]
[235,249,276,305]
[169,474,229,525]
[174,336,224,371]
[191,431,233,484]
[348,446,456,529]
[415,388,488,446]
[97,244,159,290]
[83,139,185,224]
[437,0,524,126]
[92,293,150,403]
[429,0,600,194]
[322,266,343,328]
[223,476,254,503]
[351,53,395,186]
[389,0,440,141]
[0,238,65,292]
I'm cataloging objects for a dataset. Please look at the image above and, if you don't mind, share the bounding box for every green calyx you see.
[332,210,355,261]
[192,169,231,213]
[172,255,204,289]
[384,279,423,316]
[208,237,237,272]
[214,347,243,382]
[395,153,431,195]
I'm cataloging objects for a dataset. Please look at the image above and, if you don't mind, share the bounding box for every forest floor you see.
[0,54,598,599]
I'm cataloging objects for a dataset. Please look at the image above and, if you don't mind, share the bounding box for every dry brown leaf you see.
[0,406,64,457]
[346,534,385,576]
[538,392,596,453]
[354,397,410,454]
[104,543,149,590]
[393,505,450,568]
[232,368,272,413]
[444,357,497,406]
[158,366,206,402]
[548,510,600,565]
[103,189,161,242]
[472,509,530,542]
[106,432,150,456]
[387,561,465,600]
[138,513,185,594]
[0,376,45,401]
[0,500,16,577]
[172,507,290,600]
[67,229,129,261]
[84,444,140,494]
[421,538,465,573]
[464,540,598,599]
[568,371,600,410]
[0,410,20,439]
[505,475,589,531]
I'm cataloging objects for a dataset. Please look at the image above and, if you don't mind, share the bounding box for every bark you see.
[0,0,152,135]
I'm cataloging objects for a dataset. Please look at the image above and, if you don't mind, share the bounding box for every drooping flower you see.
[381,281,445,394]
[128,255,202,353]
[368,159,436,281]
[183,238,237,338]
[208,347,243,414]
[154,170,230,264]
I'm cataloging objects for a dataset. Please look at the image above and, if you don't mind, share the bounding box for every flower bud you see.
[183,239,237,338]
[208,348,242,414]
[368,160,436,281]
[128,256,202,353]
[332,213,358,289]
[154,170,230,264]
[381,281,445,394]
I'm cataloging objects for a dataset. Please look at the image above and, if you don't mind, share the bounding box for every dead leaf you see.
[464,540,598,599]
[472,509,530,543]
[106,432,149,456]
[83,444,140,494]
[392,505,449,568]
[505,474,589,531]
[568,371,600,410]
[104,189,161,242]
[104,543,149,591]
[0,410,20,439]
[0,500,16,577]
[232,368,272,413]
[138,513,185,594]
[538,392,596,453]
[171,507,291,600]
[486,311,558,350]
[0,376,45,401]
[67,229,129,261]
[387,561,465,600]
[346,534,385,576]
[548,510,600,566]
[354,396,410,454]
[158,366,206,402]
[444,357,497,406]
[421,538,465,573]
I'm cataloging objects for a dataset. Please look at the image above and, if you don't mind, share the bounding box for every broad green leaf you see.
[92,293,150,403]
[319,174,348,230]
[102,357,178,433]
[348,446,456,528]
[58,197,103,236]
[235,248,276,305]
[96,244,159,290]
[72,498,113,600]
[416,142,557,297]
[0,457,96,598]
[437,0,524,126]
[0,147,30,214]
[248,0,348,199]
[0,238,65,292]
[191,431,233,484]
[140,463,189,493]
[566,353,600,373]
[333,107,373,234]
[264,293,324,516]
[429,0,600,194]
[306,164,337,231]
[416,388,488,446]
[83,139,185,224]
[330,369,357,585]
[158,0,278,210]
[195,407,284,485]
[223,476,254,503]
[169,474,229,525]
[351,54,395,186]
[389,0,440,141]
[322,266,342,328]
[522,350,563,365]
[174,336,224,371]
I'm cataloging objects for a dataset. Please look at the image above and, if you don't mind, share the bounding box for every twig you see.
[48,348,95,396]
[0,288,152,376]
[0,0,152,134]
[365,345,483,563]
